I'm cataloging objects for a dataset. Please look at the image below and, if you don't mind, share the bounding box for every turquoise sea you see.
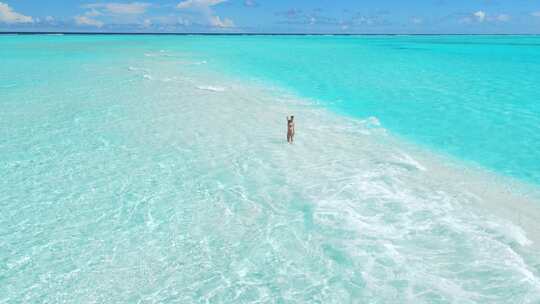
[1,35,540,303]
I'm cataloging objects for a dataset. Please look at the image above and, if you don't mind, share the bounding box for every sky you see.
[1,0,540,33]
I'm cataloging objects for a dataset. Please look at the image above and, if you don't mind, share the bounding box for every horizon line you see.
[1,31,540,36]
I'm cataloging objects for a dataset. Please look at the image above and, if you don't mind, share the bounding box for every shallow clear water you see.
[1,35,540,303]
[172,35,540,185]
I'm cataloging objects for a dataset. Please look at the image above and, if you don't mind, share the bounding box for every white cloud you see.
[532,12,540,17]
[0,2,33,24]
[178,17,191,26]
[474,11,486,22]
[45,16,55,22]
[210,15,233,27]
[75,2,151,28]
[412,17,423,24]
[142,18,151,28]
[85,2,151,15]
[177,0,233,28]
[244,0,257,7]
[146,15,192,27]
[176,0,227,9]
[461,11,512,24]
[85,9,103,17]
[354,16,376,26]
[74,15,104,28]
[496,14,510,22]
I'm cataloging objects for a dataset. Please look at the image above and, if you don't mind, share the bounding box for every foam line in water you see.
[197,85,226,92]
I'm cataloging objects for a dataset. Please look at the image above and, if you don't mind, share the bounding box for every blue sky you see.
[1,0,540,33]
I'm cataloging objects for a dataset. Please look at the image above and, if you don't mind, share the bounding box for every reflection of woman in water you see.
[287,116,295,143]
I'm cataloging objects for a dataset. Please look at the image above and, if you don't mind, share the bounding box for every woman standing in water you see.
[287,116,295,143]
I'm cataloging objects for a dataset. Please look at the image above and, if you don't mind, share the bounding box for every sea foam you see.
[197,85,226,92]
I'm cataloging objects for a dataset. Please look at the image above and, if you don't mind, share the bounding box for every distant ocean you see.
[1,35,540,303]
